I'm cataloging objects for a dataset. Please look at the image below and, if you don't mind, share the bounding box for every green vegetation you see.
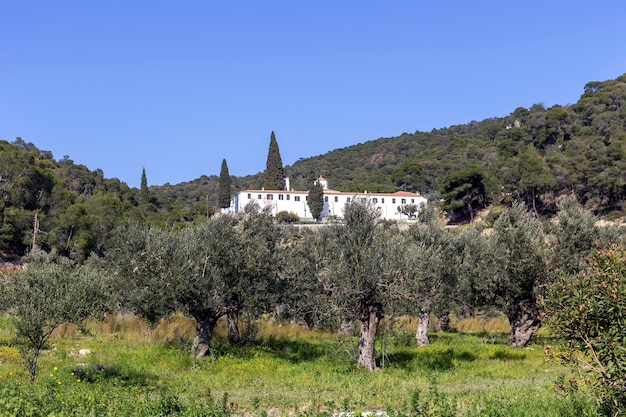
[544,244,626,416]
[2,74,626,260]
[307,178,324,221]
[0,314,603,416]
[0,250,110,381]
[285,75,626,221]
[264,131,285,191]
[140,167,149,206]
[219,158,231,209]
[106,203,280,357]
[1,73,626,416]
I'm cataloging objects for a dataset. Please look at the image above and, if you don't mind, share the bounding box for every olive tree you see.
[551,195,603,276]
[319,200,394,370]
[107,224,178,324]
[491,202,550,347]
[223,204,281,343]
[279,227,335,329]
[107,205,280,357]
[1,250,110,382]
[391,223,454,347]
[456,226,494,318]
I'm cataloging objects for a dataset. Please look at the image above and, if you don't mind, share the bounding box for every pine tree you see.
[218,159,231,209]
[140,167,149,205]
[264,131,284,190]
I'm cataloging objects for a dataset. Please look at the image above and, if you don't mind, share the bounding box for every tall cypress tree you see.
[218,159,231,209]
[305,170,324,220]
[307,180,324,221]
[140,167,149,205]
[264,131,284,190]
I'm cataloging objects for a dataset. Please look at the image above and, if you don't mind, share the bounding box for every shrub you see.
[276,211,299,224]
[543,244,626,416]
[0,251,110,382]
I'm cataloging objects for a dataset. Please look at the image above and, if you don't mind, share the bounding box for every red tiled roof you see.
[240,189,422,197]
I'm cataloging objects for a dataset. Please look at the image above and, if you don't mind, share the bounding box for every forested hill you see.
[1,73,625,258]
[281,73,626,220]
[155,72,626,221]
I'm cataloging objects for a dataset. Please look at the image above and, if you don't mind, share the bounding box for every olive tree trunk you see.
[436,313,451,332]
[416,309,430,347]
[191,315,218,358]
[227,310,241,344]
[357,302,383,371]
[508,300,541,347]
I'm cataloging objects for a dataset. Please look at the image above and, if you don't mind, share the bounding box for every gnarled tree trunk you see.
[436,313,450,332]
[416,309,430,347]
[357,302,383,371]
[508,299,541,347]
[227,310,241,344]
[191,315,218,358]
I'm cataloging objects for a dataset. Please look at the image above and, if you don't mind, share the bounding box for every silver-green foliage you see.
[107,206,280,356]
[1,250,110,381]
[491,202,550,346]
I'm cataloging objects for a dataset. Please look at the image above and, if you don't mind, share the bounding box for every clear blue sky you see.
[2,1,625,188]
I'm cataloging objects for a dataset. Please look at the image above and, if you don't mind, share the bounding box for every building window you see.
[258,194,262,200]
[381,198,385,203]
[372,198,378,204]
[411,198,415,203]
[247,193,251,199]
[392,198,396,204]
[324,196,328,202]
[401,198,406,204]
[286,195,290,200]
[334,196,338,202]
[267,194,273,200]
[346,197,351,202]
[360,198,366,203]
[294,196,300,202]
[278,194,284,200]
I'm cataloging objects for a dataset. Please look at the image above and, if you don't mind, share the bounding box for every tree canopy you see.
[218,159,231,209]
[264,131,285,191]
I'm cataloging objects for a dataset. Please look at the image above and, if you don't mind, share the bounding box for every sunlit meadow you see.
[0,313,598,416]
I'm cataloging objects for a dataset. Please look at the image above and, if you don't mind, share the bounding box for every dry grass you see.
[68,313,511,343]
[453,316,510,334]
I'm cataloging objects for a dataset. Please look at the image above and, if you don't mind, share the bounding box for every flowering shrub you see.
[543,244,626,416]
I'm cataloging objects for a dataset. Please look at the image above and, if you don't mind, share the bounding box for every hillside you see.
[1,73,625,257]
[173,73,625,221]
[282,74,626,218]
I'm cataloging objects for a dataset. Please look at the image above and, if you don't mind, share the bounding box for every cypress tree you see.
[307,180,324,221]
[305,169,324,220]
[140,167,149,205]
[218,159,231,209]
[264,131,285,190]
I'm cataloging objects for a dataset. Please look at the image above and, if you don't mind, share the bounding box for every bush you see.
[543,244,626,416]
[0,251,110,382]
[276,211,299,224]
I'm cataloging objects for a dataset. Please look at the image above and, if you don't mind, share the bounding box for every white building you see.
[230,177,427,221]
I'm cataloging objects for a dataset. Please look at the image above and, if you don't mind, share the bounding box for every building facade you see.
[229,177,427,221]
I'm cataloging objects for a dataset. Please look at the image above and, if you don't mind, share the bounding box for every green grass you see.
[0,314,600,416]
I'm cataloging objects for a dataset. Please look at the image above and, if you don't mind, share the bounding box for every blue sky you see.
[2,1,625,188]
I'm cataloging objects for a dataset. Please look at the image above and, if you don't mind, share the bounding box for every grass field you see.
[0,314,599,416]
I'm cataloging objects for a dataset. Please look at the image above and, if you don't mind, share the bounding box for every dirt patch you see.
[0,260,22,274]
